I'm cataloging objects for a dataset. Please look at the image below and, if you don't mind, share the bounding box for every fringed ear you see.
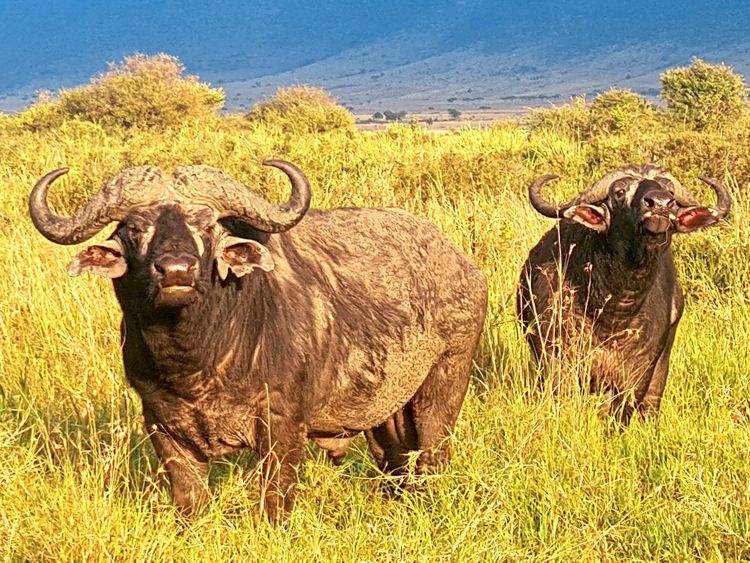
[562,204,610,233]
[66,239,128,278]
[215,236,274,281]
[675,206,721,233]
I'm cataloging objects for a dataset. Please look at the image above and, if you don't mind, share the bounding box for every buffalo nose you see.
[152,255,198,286]
[642,194,675,210]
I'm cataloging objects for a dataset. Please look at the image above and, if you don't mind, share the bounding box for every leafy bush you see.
[448,108,462,119]
[589,89,656,134]
[17,54,224,131]
[527,96,591,139]
[372,111,384,120]
[247,86,354,134]
[383,110,408,122]
[661,58,748,131]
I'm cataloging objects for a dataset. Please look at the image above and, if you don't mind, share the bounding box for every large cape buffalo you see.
[30,161,487,520]
[517,164,730,422]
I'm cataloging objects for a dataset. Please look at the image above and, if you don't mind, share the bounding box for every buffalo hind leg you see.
[365,407,418,477]
[365,351,472,480]
[410,352,472,473]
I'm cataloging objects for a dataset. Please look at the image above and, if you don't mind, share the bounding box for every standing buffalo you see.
[30,161,487,520]
[517,164,730,422]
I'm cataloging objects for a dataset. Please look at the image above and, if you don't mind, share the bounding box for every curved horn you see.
[258,159,312,230]
[698,176,731,219]
[575,169,634,205]
[182,159,311,233]
[29,166,166,245]
[528,174,577,218]
[653,173,699,207]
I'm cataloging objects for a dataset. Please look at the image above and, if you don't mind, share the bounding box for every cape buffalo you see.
[30,161,487,520]
[517,164,730,422]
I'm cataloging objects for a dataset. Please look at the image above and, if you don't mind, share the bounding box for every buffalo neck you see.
[567,224,669,321]
[116,273,272,381]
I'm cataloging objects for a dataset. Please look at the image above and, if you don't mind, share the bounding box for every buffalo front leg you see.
[638,322,679,419]
[145,412,210,515]
[256,415,306,523]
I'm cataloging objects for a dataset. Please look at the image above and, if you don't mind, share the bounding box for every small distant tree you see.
[527,96,591,139]
[18,53,225,131]
[661,58,748,130]
[589,89,655,133]
[448,108,462,120]
[372,111,384,120]
[383,110,407,122]
[61,53,224,129]
[247,85,354,134]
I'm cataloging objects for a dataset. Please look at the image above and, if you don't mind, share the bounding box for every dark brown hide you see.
[518,164,729,423]
[30,165,488,521]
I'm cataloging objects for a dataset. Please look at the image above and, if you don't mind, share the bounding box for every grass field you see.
[1,60,749,560]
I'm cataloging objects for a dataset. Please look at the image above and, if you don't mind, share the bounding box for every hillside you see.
[2,1,750,113]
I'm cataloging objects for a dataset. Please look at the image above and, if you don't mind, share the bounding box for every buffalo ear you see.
[562,204,610,233]
[216,236,274,280]
[67,239,128,278]
[675,206,720,233]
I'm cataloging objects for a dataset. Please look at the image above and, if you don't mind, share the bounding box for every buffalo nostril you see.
[643,197,655,209]
[152,255,199,286]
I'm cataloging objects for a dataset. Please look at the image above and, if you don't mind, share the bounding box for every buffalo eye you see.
[615,188,626,198]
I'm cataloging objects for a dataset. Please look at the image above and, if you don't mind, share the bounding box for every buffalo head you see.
[29,160,310,309]
[528,164,730,247]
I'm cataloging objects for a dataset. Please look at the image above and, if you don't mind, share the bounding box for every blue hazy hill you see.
[1,1,749,112]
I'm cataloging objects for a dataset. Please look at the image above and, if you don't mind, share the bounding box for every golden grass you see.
[1,93,749,560]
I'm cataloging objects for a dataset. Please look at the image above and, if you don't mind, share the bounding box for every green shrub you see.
[247,86,354,134]
[661,58,748,131]
[589,89,656,134]
[526,96,591,139]
[383,109,408,122]
[17,53,224,131]
[13,91,67,131]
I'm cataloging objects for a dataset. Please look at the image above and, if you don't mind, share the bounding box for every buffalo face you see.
[528,164,730,252]
[30,161,309,310]
[66,203,275,310]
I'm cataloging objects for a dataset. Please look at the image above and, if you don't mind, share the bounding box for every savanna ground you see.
[1,55,749,560]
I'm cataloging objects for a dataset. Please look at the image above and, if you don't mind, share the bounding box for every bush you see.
[448,108,462,120]
[661,58,748,131]
[17,53,225,131]
[247,86,354,134]
[589,89,656,134]
[526,96,591,139]
[372,111,384,120]
[383,110,407,122]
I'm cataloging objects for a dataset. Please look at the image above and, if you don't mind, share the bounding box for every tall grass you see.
[1,59,749,560]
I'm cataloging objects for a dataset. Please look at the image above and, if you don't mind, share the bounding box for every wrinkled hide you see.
[30,163,488,520]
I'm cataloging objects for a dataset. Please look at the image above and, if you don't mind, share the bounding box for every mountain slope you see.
[1,1,749,112]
